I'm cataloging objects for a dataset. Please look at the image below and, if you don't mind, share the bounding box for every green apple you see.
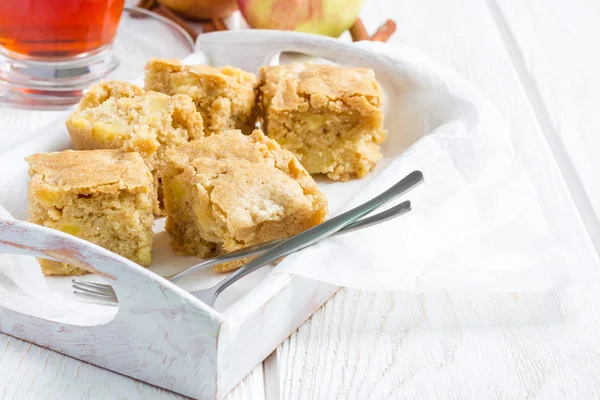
[237,0,364,37]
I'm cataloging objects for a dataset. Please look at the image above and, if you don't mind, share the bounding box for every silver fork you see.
[73,170,424,307]
[71,201,412,303]
[72,199,411,300]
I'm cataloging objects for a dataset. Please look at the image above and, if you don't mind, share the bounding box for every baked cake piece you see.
[145,58,260,134]
[27,150,154,276]
[66,80,205,213]
[162,129,328,272]
[259,63,387,181]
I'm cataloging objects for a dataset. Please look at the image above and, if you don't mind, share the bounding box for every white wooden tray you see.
[0,31,419,399]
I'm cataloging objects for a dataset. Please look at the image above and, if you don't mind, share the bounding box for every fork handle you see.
[211,170,424,303]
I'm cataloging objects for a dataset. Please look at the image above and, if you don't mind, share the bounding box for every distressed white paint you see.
[2,1,600,399]
[0,219,223,399]
[0,213,334,399]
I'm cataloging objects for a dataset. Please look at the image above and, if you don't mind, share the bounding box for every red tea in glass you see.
[0,0,124,60]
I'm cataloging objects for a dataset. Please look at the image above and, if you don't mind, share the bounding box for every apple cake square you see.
[162,129,328,272]
[27,149,155,276]
[259,63,386,181]
[145,58,260,134]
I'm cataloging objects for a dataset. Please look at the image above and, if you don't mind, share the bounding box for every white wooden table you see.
[2,0,600,398]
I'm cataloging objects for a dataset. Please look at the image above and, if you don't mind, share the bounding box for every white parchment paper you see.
[274,42,600,292]
[0,43,598,324]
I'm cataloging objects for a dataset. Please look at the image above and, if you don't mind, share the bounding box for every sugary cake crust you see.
[27,149,152,194]
[145,58,260,134]
[27,149,155,276]
[261,63,383,109]
[259,63,387,181]
[163,129,328,272]
[75,79,145,109]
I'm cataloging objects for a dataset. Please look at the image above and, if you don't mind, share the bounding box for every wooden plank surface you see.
[489,0,600,245]
[276,287,600,399]
[2,0,600,398]
[272,0,600,398]
[0,334,181,399]
[0,333,265,400]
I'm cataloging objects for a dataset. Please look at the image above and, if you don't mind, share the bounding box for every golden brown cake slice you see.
[259,63,387,181]
[162,129,328,272]
[66,80,205,213]
[145,58,260,134]
[27,150,155,276]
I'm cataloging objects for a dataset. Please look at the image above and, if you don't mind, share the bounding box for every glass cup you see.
[0,0,125,103]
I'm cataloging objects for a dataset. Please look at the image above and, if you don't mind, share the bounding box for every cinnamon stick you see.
[211,17,228,31]
[136,0,157,9]
[370,19,396,42]
[130,0,157,17]
[349,18,369,42]
[152,4,199,40]
[203,22,217,33]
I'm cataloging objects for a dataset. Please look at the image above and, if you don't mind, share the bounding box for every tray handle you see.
[0,218,221,399]
[0,218,214,315]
